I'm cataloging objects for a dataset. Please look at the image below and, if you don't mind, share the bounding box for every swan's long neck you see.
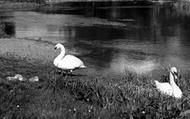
[169,72,178,87]
[55,46,66,61]
[59,46,66,59]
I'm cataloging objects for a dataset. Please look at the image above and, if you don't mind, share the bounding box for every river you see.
[0,2,190,79]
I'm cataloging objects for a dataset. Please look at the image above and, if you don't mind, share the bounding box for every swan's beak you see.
[172,72,178,80]
[174,72,178,77]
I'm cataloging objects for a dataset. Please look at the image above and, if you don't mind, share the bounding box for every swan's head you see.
[170,67,178,79]
[54,43,64,50]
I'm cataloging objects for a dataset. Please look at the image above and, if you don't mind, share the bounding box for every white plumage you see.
[155,67,182,99]
[154,80,173,96]
[53,43,86,73]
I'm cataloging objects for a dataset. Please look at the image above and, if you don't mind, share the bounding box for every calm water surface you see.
[0,2,190,78]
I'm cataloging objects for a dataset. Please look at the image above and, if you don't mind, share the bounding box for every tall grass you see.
[0,54,190,118]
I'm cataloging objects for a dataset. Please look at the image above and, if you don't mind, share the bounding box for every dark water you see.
[0,2,190,78]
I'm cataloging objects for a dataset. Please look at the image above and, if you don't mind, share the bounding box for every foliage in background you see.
[0,0,46,3]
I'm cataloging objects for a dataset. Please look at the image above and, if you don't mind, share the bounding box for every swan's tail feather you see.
[80,65,87,69]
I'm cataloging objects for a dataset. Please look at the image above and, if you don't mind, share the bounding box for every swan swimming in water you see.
[53,43,86,74]
[154,67,182,99]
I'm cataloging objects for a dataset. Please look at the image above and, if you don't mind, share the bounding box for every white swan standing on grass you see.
[155,67,182,99]
[53,43,86,75]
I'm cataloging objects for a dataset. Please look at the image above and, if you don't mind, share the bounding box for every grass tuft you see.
[0,54,190,118]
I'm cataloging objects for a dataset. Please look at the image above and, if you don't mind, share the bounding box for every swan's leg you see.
[69,70,73,75]
[64,74,68,80]
[61,70,68,76]
[61,70,64,76]
[55,68,60,74]
[64,70,69,80]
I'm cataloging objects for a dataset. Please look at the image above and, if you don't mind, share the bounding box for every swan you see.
[53,43,86,74]
[154,67,182,99]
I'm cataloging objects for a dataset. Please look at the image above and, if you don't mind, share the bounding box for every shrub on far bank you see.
[0,0,46,4]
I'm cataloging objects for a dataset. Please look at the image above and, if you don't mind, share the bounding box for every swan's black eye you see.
[172,72,178,79]
[54,47,57,50]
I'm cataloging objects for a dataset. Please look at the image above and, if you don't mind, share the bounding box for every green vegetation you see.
[0,54,190,118]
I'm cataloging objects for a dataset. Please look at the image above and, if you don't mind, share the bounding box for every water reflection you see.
[0,2,190,78]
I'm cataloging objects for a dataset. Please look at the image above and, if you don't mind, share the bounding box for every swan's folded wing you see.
[57,55,84,69]
[155,81,173,96]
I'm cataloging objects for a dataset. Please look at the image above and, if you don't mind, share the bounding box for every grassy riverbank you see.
[0,54,190,118]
